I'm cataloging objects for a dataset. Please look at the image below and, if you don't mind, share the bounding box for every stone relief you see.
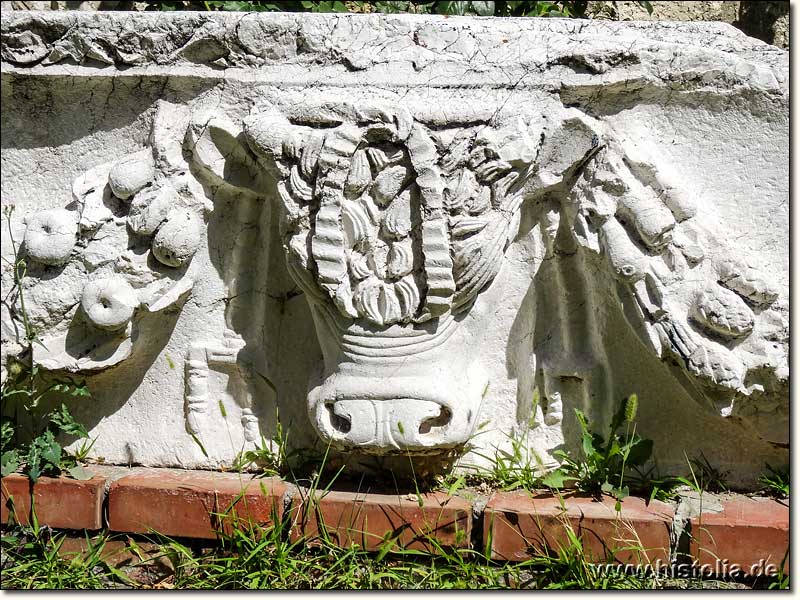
[3,119,205,376]
[2,94,786,464]
[238,102,545,453]
[0,12,787,481]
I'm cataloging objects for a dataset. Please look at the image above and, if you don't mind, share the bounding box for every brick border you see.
[1,473,106,530]
[484,491,674,564]
[289,489,472,552]
[107,469,287,540]
[688,495,789,576]
[1,468,790,575]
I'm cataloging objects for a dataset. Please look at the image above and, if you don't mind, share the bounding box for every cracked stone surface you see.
[0,11,788,486]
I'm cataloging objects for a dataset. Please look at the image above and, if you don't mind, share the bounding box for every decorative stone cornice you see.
[1,11,786,97]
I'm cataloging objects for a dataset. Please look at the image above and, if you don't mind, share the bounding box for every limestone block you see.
[0,11,788,486]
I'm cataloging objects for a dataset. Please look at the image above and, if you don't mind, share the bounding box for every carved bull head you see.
[234,103,561,453]
[180,97,606,453]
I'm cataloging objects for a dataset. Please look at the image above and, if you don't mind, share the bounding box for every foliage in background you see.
[143,0,653,18]
[1,207,94,483]
[440,389,745,505]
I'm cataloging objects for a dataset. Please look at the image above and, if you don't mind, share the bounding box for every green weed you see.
[769,548,789,590]
[480,429,545,491]
[0,525,131,589]
[1,207,94,482]
[467,389,547,491]
[546,395,654,508]
[758,463,788,498]
[83,515,653,590]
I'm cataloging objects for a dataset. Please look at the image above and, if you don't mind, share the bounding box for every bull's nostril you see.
[418,406,452,434]
[326,403,351,433]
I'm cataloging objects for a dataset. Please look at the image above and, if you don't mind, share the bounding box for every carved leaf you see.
[395,275,421,320]
[372,165,410,207]
[474,159,512,184]
[386,240,413,279]
[300,133,325,179]
[687,345,745,391]
[379,284,402,325]
[443,169,477,213]
[717,259,780,307]
[289,165,313,203]
[366,146,404,171]
[450,214,490,239]
[355,278,383,324]
[349,251,372,281]
[382,189,413,239]
[466,185,492,215]
[342,199,372,246]
[344,149,372,199]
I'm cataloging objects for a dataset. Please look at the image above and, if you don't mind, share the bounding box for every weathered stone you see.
[0,11,787,487]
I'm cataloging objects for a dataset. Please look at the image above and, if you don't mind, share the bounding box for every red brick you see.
[485,491,674,564]
[0,475,28,526]
[58,536,165,566]
[690,496,789,576]
[289,490,472,552]
[1,473,107,530]
[107,469,286,539]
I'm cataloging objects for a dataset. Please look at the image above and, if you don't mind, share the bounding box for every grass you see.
[0,391,787,590]
[0,433,658,591]
[758,464,789,498]
[4,524,778,590]
[0,513,657,590]
[5,503,781,590]
[0,386,784,591]
[0,528,132,589]
[462,394,730,506]
[1,476,788,590]
[475,429,546,493]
